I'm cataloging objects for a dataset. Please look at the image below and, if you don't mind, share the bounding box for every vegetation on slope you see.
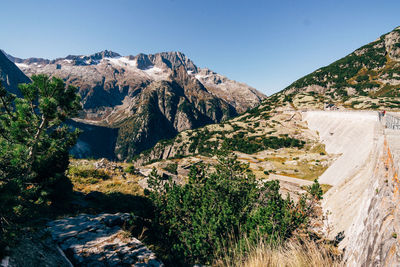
[134,98,331,184]
[136,99,307,160]
[281,27,400,109]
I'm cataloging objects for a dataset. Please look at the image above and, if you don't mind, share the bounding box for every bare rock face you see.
[47,213,163,267]
[194,68,265,113]
[7,50,265,159]
[384,30,400,61]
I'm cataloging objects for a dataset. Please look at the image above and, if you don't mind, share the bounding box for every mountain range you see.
[2,27,400,160]
[0,49,265,160]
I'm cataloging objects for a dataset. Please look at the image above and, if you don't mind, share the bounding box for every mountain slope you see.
[9,50,264,159]
[281,26,400,109]
[0,50,30,95]
[133,98,330,183]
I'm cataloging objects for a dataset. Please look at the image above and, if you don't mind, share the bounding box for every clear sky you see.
[1,0,399,95]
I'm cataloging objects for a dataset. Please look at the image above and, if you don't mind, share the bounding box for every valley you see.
[2,22,400,267]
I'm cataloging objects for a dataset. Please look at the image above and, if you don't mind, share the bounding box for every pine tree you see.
[0,74,81,228]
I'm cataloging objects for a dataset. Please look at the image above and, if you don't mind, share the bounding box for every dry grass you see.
[215,237,342,267]
[268,157,329,181]
[68,159,143,196]
[293,163,329,181]
[309,143,327,154]
[320,184,333,194]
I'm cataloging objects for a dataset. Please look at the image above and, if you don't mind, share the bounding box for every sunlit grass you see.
[215,236,342,267]
[68,159,143,195]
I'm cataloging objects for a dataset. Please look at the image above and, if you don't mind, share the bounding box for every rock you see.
[47,213,163,266]
[99,213,129,227]
[4,231,73,267]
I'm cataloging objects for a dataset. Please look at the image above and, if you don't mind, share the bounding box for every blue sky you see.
[1,0,399,95]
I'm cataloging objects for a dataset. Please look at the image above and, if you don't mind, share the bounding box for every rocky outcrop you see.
[194,68,265,113]
[113,77,236,159]
[133,142,184,167]
[2,213,162,267]
[47,213,163,266]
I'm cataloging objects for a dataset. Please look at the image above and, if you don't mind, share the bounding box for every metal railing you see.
[384,113,400,130]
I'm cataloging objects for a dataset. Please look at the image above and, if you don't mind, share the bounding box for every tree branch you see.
[0,95,14,119]
[28,114,47,170]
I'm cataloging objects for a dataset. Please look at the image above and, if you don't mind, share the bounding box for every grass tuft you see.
[215,236,342,267]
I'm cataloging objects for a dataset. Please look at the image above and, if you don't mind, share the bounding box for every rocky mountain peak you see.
[90,50,121,60]
[63,50,121,66]
[173,65,205,93]
[150,51,198,73]
[134,53,153,70]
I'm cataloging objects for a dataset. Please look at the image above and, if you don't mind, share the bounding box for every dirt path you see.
[268,174,314,187]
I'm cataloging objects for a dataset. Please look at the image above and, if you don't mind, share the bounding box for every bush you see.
[307,179,323,200]
[221,134,305,154]
[163,162,178,175]
[147,153,321,265]
[124,164,138,174]
[356,74,369,82]
[68,166,111,181]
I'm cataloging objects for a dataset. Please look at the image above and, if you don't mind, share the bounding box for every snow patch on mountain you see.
[16,63,29,69]
[144,66,168,80]
[104,57,137,69]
